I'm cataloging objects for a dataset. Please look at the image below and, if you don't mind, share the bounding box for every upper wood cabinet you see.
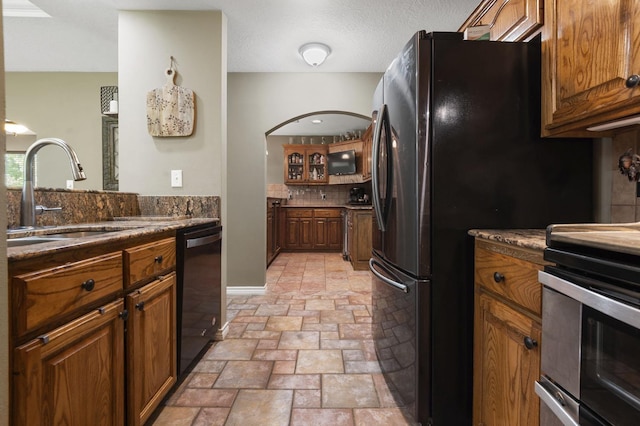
[542,0,640,136]
[284,144,328,185]
[459,0,543,42]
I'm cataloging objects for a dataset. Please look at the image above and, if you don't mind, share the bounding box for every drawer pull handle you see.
[135,301,145,311]
[81,279,96,291]
[524,336,538,350]
[154,255,163,263]
[493,272,505,283]
[626,74,640,88]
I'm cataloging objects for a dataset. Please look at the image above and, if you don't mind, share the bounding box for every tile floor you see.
[151,252,416,425]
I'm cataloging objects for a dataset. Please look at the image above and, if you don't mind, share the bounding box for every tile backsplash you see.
[267,183,371,205]
[611,129,640,222]
[6,188,220,228]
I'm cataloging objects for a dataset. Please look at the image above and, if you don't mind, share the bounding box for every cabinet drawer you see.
[474,246,542,316]
[124,237,176,288]
[314,209,342,218]
[13,252,123,338]
[286,209,313,218]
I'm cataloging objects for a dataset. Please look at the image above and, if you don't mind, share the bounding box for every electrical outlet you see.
[66,180,74,189]
[171,170,183,187]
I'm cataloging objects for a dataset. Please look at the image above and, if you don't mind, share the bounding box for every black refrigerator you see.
[369,31,594,425]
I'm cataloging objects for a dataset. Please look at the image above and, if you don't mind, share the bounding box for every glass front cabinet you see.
[284,144,328,185]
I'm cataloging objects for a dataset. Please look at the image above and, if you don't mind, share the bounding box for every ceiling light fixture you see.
[311,119,323,124]
[299,43,331,67]
[5,119,35,136]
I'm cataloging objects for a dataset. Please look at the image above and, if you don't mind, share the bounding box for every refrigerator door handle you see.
[369,258,409,293]
[371,103,388,232]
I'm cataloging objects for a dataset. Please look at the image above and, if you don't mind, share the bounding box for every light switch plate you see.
[171,170,183,187]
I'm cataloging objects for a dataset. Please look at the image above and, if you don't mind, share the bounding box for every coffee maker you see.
[349,187,369,204]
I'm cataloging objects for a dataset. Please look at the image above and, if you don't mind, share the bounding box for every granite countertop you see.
[7,217,219,261]
[282,204,372,210]
[468,229,547,251]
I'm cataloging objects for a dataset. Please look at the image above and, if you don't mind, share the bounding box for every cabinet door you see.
[313,218,328,249]
[284,145,306,184]
[327,217,343,250]
[353,212,372,266]
[459,0,543,42]
[307,148,328,184]
[544,0,640,134]
[300,218,314,250]
[267,209,274,263]
[284,217,300,249]
[13,300,126,426]
[473,290,541,426]
[127,273,177,426]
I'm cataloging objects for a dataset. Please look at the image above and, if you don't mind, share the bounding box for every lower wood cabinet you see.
[473,238,545,426]
[283,208,342,251]
[126,273,177,426]
[347,209,372,270]
[10,234,178,426]
[13,299,126,426]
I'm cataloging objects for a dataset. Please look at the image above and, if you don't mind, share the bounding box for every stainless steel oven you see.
[537,249,640,426]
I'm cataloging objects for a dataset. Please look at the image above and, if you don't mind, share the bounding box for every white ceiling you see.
[3,0,481,73]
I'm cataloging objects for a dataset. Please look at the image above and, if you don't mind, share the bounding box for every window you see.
[5,152,29,187]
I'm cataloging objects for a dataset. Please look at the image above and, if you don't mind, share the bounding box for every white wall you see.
[118,11,226,197]
[5,73,117,190]
[227,72,381,288]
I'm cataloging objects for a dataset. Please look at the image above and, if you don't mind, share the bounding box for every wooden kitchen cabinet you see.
[542,0,640,136]
[126,273,177,426]
[267,198,283,266]
[347,209,372,270]
[313,210,343,250]
[473,238,546,426]
[12,251,123,339]
[283,208,342,251]
[284,208,314,250]
[284,144,328,185]
[361,125,373,181]
[13,299,126,426]
[10,233,178,426]
[458,0,543,42]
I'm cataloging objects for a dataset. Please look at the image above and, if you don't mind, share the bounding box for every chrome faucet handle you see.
[35,205,63,215]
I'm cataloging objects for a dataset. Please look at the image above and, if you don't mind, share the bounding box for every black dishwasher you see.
[176,223,222,377]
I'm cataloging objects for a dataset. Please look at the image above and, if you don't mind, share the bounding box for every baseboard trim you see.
[226,285,266,295]
[214,322,229,341]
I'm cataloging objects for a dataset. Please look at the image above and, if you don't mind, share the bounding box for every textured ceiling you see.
[4,0,481,73]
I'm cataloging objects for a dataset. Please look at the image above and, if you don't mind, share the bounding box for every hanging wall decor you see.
[146,57,195,137]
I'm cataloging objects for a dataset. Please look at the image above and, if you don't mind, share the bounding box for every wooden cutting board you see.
[146,68,195,137]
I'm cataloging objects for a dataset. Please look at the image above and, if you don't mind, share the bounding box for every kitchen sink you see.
[7,229,121,248]
[6,236,68,247]
[45,231,112,238]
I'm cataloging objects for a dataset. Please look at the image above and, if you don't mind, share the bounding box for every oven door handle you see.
[539,270,640,330]
[535,379,580,426]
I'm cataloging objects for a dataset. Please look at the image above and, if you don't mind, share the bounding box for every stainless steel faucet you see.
[20,138,86,227]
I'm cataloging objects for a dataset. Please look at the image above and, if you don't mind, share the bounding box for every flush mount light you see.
[299,43,331,67]
[311,119,323,124]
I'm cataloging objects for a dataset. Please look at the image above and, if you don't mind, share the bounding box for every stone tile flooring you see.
[151,252,416,425]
